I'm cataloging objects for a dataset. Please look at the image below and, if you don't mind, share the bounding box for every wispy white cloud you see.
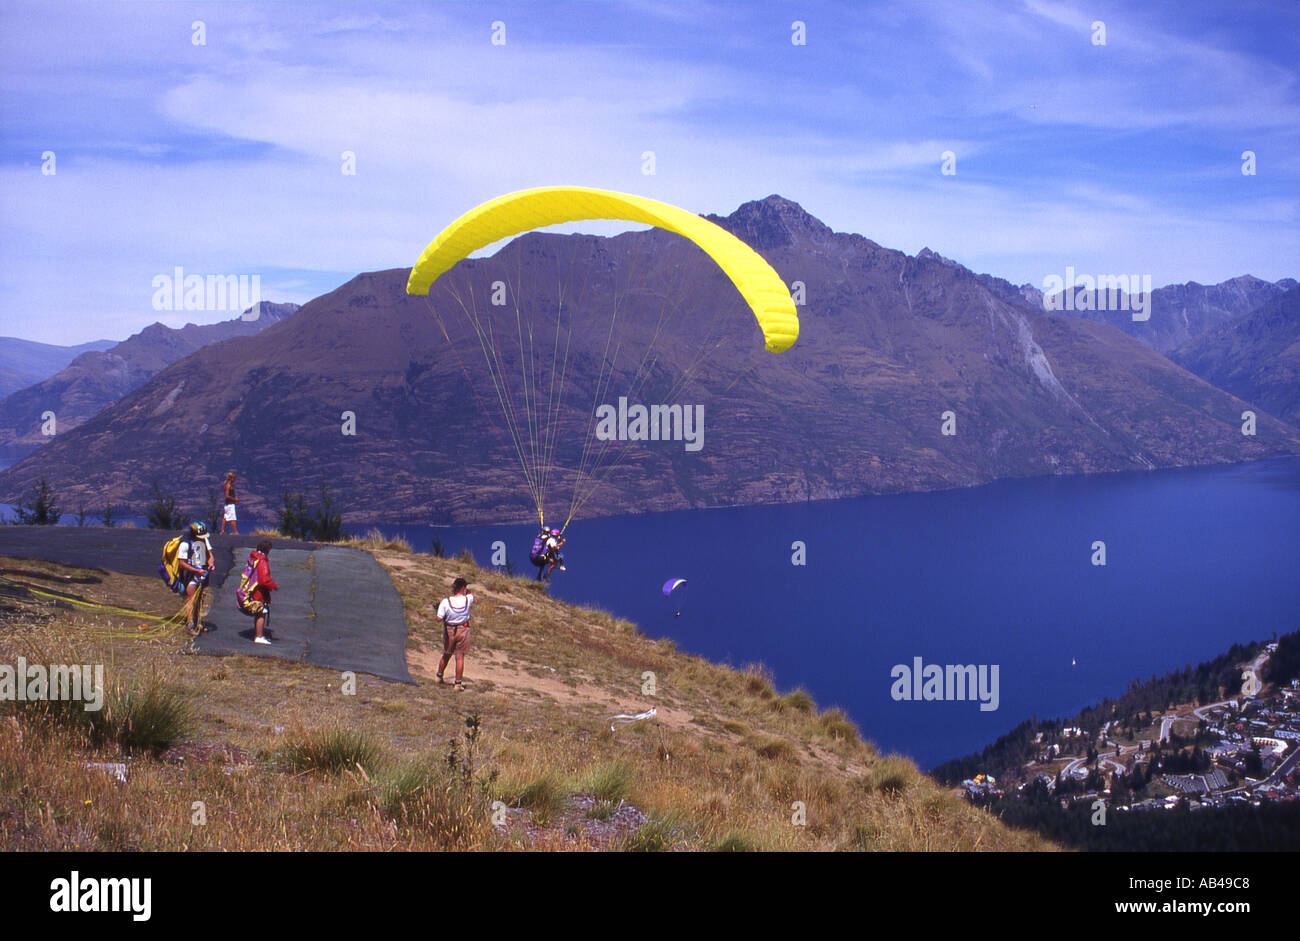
[0,0,1295,343]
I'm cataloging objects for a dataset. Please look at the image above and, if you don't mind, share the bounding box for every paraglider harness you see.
[528,530,550,567]
[235,551,266,617]
[159,529,211,594]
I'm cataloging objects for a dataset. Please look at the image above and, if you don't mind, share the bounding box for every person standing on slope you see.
[435,577,474,691]
[247,540,279,646]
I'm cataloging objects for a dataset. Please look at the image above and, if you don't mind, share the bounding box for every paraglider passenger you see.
[542,528,567,580]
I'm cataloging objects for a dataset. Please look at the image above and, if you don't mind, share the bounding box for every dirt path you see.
[407,644,696,731]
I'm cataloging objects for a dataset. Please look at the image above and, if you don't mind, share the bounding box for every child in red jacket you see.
[248,540,279,646]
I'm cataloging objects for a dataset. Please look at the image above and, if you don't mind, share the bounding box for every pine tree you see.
[14,476,61,525]
[145,480,185,530]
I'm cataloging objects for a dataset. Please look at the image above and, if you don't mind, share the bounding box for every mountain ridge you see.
[1170,286,1300,428]
[0,336,116,399]
[0,197,1295,523]
[0,302,298,461]
[1024,275,1295,354]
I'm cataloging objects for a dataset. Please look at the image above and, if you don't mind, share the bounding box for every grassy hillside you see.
[0,546,1053,851]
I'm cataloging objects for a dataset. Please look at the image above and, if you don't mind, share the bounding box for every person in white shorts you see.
[221,471,240,535]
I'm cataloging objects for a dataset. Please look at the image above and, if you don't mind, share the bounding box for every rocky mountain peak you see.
[707,194,833,250]
[916,247,963,270]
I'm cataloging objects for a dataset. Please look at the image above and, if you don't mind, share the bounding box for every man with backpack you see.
[176,521,215,636]
[237,540,279,646]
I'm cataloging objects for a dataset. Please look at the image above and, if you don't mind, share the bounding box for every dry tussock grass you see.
[0,552,1054,852]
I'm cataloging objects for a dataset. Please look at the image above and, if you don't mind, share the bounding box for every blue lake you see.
[379,458,1300,770]
[3,458,1296,769]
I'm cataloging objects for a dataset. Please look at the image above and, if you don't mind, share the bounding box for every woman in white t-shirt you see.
[435,577,474,691]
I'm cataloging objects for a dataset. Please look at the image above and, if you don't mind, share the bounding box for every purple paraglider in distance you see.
[662,578,687,597]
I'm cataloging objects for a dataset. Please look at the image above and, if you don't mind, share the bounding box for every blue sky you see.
[1,0,1297,344]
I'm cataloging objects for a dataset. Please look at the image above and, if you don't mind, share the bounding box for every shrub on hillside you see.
[279,725,384,775]
[277,485,349,542]
[145,481,185,530]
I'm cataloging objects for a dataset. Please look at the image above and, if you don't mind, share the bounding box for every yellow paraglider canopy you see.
[406,186,799,353]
